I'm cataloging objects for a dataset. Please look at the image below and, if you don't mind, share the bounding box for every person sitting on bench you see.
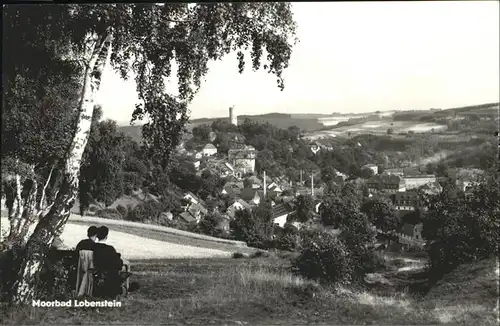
[93,226,125,298]
[75,226,98,252]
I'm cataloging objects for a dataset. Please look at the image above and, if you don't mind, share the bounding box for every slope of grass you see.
[422,257,499,324]
[3,255,497,325]
[69,220,259,255]
[0,257,436,325]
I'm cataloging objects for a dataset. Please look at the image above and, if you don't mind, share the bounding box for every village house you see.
[187,202,208,218]
[246,175,263,189]
[451,168,485,192]
[240,188,265,206]
[202,143,218,157]
[404,174,436,190]
[228,145,256,176]
[209,160,235,178]
[272,202,295,227]
[367,175,406,193]
[362,164,379,175]
[183,192,207,208]
[392,191,419,211]
[221,181,243,197]
[176,211,198,224]
[419,181,443,195]
[272,175,293,190]
[267,182,283,193]
[295,186,325,198]
[226,198,252,219]
[383,168,404,176]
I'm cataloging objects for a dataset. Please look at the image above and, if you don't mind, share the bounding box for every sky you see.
[96,1,500,125]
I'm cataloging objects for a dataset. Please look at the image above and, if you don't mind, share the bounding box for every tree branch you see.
[37,165,54,212]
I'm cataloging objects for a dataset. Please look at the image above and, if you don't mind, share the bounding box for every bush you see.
[423,175,499,282]
[292,231,353,285]
[196,213,225,238]
[230,207,275,250]
[276,225,300,251]
[96,208,123,220]
[250,251,270,259]
[128,201,163,223]
[0,247,76,302]
[116,205,129,219]
[232,252,245,259]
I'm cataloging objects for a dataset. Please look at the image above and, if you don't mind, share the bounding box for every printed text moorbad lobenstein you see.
[32,299,122,308]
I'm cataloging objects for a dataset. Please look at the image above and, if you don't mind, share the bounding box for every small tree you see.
[293,194,314,223]
[423,173,499,279]
[338,211,378,277]
[230,201,274,249]
[387,128,394,135]
[243,178,253,189]
[361,196,399,232]
[197,212,224,237]
[292,231,353,284]
[192,124,212,142]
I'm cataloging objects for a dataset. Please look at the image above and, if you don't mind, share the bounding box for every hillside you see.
[3,252,497,325]
[118,102,498,144]
[118,113,324,143]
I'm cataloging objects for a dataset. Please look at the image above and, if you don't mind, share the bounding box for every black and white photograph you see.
[1,1,499,325]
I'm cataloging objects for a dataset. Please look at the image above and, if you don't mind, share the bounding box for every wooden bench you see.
[50,249,131,296]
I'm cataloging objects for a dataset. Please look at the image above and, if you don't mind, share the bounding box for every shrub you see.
[250,251,270,259]
[128,201,163,223]
[292,231,353,285]
[232,252,245,259]
[95,208,122,220]
[196,213,225,238]
[230,207,275,250]
[423,175,499,281]
[115,205,129,219]
[276,225,300,251]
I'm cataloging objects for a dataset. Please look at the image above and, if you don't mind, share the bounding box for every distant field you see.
[305,120,447,139]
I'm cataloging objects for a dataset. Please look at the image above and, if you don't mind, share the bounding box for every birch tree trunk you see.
[11,31,113,304]
[7,172,24,240]
[5,166,55,247]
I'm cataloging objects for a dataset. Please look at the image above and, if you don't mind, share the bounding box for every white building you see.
[202,144,218,157]
[228,145,256,175]
[227,199,252,219]
[362,164,379,175]
[404,175,436,190]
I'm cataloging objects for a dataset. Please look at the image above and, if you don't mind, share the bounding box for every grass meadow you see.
[1,254,498,325]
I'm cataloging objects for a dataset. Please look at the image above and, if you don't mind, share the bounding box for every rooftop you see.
[203,143,217,150]
[368,174,403,184]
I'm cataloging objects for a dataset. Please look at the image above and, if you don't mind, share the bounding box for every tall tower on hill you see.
[229,106,237,126]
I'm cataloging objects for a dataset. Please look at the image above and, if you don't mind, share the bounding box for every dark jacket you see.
[75,238,96,252]
[92,243,123,272]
